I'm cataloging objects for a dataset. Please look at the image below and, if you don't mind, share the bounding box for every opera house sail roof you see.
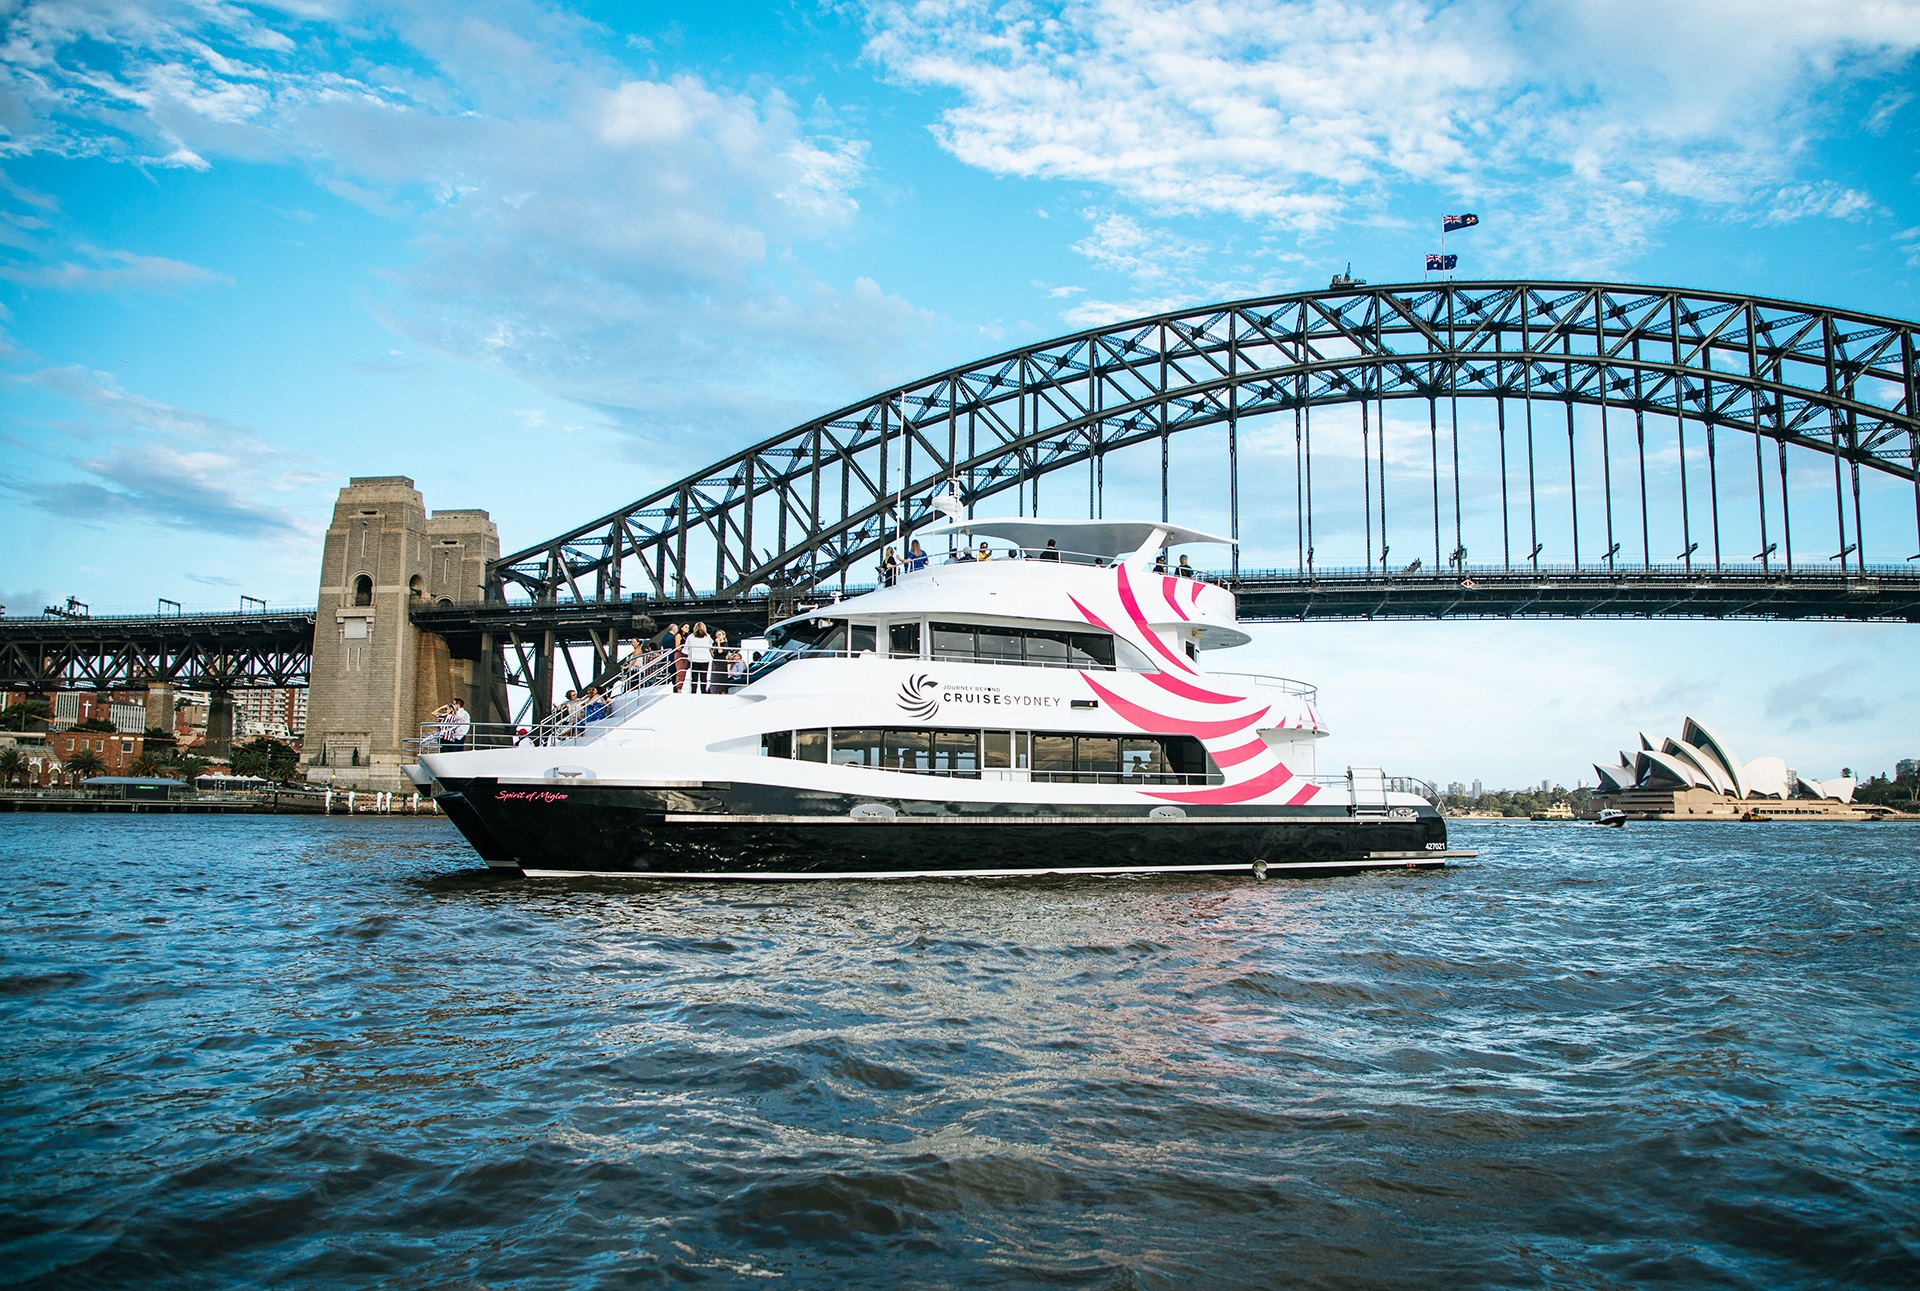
[1593,718,1853,803]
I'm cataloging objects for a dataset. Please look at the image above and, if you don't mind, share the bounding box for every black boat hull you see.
[435,777,1454,879]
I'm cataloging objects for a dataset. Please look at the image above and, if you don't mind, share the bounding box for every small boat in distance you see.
[1593,809,1628,827]
[409,517,1466,880]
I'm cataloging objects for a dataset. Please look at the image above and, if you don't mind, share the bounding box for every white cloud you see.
[0,244,231,291]
[2,365,327,539]
[1,1,935,446]
[1761,181,1882,225]
[865,0,1920,274]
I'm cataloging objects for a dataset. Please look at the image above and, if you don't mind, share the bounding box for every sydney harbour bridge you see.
[4,279,1918,726]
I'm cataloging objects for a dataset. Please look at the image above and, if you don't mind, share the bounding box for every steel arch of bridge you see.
[493,280,1920,605]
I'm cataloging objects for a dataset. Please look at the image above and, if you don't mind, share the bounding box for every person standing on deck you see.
[685,622,714,693]
[433,698,470,753]
[671,624,690,693]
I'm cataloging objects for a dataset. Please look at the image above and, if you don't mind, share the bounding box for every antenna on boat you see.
[932,480,964,557]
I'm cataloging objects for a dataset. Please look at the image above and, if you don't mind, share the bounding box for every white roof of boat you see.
[910,517,1232,558]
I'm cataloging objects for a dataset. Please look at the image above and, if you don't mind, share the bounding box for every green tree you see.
[0,700,52,731]
[0,748,23,786]
[129,750,166,777]
[142,726,177,750]
[232,736,299,782]
[71,717,118,733]
[66,747,106,780]
[229,745,269,778]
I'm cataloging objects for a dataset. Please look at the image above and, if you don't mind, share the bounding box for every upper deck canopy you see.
[909,517,1232,561]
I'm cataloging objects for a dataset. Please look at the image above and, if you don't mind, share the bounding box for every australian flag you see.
[1442,213,1480,232]
[1426,253,1458,271]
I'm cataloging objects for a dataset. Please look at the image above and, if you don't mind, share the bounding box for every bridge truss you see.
[493,280,1920,611]
[0,610,316,692]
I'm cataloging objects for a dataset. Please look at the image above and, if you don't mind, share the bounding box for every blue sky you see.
[3,0,1918,786]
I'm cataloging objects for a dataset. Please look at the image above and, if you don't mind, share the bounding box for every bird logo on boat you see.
[896,673,940,719]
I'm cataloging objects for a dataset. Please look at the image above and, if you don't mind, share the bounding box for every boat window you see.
[931,623,974,660]
[1068,634,1115,669]
[851,623,877,654]
[927,621,1144,671]
[1161,735,1212,777]
[933,730,979,772]
[1031,734,1075,774]
[753,618,854,680]
[766,727,1203,781]
[1076,735,1121,774]
[983,730,1012,769]
[1121,736,1168,775]
[830,728,884,767]
[1023,630,1071,665]
[976,626,1023,661]
[889,622,921,658]
[882,728,932,770]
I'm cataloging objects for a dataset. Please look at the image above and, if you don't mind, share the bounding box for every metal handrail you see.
[1209,672,1318,701]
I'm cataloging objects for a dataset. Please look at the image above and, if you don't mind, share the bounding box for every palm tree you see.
[0,748,22,787]
[66,747,106,782]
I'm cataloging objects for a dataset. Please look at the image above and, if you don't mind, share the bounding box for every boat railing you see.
[750,646,1156,680]
[820,763,1218,786]
[1307,768,1439,809]
[411,649,693,754]
[1209,672,1318,702]
[882,547,1225,583]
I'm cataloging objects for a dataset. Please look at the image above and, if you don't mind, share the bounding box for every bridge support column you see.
[301,477,499,795]
[144,683,174,737]
[205,691,234,760]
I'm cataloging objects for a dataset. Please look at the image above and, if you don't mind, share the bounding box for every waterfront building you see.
[235,689,307,741]
[0,731,62,787]
[48,727,145,778]
[1898,758,1919,780]
[1591,717,1873,819]
[50,691,147,733]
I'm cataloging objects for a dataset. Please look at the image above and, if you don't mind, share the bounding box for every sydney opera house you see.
[1593,717,1860,819]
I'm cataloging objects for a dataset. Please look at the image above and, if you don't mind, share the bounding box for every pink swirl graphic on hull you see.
[1145,760,1300,805]
[1079,677,1269,740]
[1142,670,1242,705]
[1115,565,1194,674]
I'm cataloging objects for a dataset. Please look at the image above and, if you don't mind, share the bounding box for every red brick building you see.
[48,728,145,777]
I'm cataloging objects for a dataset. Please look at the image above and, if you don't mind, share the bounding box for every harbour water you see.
[2,816,1915,1288]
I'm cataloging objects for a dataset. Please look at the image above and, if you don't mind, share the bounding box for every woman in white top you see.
[684,622,714,694]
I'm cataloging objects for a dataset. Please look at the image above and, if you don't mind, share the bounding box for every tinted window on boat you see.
[1076,736,1121,774]
[794,729,828,762]
[1031,734,1075,773]
[928,622,1139,670]
[933,730,978,772]
[889,622,920,658]
[831,728,884,767]
[882,729,932,770]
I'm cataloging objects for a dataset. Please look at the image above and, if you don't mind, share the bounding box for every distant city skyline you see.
[3,0,1917,785]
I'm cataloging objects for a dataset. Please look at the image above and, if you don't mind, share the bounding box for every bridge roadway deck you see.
[1,568,1913,690]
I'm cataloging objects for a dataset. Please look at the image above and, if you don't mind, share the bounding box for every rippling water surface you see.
[2,816,1916,1288]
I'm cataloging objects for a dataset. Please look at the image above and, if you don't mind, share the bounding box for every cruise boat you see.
[410,519,1459,880]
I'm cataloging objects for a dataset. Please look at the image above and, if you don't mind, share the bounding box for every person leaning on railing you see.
[432,697,470,753]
